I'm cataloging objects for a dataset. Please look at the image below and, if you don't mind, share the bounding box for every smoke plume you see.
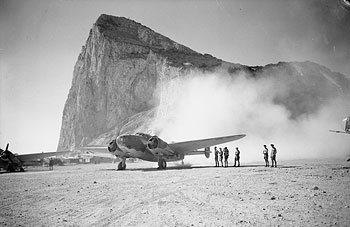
[151,69,350,164]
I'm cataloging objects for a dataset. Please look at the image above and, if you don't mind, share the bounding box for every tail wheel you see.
[158,159,167,169]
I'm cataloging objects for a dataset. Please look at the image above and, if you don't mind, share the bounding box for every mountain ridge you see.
[57,14,350,150]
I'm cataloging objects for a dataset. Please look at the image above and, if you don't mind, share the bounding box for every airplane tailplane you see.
[204,147,210,158]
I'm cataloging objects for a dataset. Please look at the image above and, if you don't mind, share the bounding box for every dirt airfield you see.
[1,159,349,227]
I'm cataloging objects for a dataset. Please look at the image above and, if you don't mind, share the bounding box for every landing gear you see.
[158,159,167,169]
[7,163,15,172]
[117,157,126,170]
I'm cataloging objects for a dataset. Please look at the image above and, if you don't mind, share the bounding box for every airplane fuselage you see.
[108,133,184,162]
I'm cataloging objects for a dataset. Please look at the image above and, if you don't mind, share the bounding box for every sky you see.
[0,0,350,155]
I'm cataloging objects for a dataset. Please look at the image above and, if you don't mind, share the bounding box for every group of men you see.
[263,144,277,167]
[214,144,278,168]
[214,146,241,167]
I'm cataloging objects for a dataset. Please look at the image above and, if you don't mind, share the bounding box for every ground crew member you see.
[219,147,223,167]
[224,147,229,167]
[263,145,269,167]
[49,158,54,170]
[271,144,277,167]
[214,147,219,167]
[234,147,240,167]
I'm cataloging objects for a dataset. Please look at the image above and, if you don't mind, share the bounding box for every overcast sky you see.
[1,0,349,154]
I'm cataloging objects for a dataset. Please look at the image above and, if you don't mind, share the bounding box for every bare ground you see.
[0,159,349,227]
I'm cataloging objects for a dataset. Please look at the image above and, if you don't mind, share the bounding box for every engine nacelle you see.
[147,136,167,150]
[1,150,20,165]
[108,139,118,152]
[147,136,174,155]
[108,139,127,157]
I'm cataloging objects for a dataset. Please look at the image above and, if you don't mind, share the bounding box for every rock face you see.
[57,14,350,151]
[58,14,222,150]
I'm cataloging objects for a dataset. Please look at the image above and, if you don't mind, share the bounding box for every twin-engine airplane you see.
[0,144,68,172]
[106,133,246,170]
[329,116,350,135]
[1,133,246,172]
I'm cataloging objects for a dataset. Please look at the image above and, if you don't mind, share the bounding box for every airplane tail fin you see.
[345,117,350,132]
[204,147,210,158]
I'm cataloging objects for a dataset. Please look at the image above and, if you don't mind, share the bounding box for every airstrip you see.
[1,159,349,226]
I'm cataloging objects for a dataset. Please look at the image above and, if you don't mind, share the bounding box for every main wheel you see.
[7,164,16,172]
[158,159,167,169]
[117,161,126,170]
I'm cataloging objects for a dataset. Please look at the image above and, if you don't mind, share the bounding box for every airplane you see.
[0,143,69,172]
[329,116,350,135]
[339,0,350,11]
[104,132,246,170]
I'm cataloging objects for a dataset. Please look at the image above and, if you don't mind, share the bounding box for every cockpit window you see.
[136,132,151,139]
[117,137,125,144]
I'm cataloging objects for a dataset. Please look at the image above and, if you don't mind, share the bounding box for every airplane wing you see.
[329,130,350,134]
[78,146,116,158]
[169,134,246,155]
[16,151,71,162]
[17,147,116,162]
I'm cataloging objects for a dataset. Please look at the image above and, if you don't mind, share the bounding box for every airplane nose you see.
[116,135,128,148]
[116,135,145,151]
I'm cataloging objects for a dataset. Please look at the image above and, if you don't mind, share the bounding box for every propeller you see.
[108,139,123,152]
[0,143,9,158]
[147,136,159,150]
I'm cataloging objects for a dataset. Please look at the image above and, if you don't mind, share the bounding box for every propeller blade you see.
[5,143,9,151]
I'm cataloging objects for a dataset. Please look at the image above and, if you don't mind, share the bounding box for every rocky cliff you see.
[57,14,350,151]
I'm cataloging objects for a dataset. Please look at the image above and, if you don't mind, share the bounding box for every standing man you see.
[219,147,224,167]
[224,147,229,167]
[49,158,53,171]
[271,144,277,167]
[234,147,240,167]
[263,145,269,167]
[214,147,219,167]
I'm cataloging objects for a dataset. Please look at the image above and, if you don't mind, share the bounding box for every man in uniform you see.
[49,157,54,170]
[214,147,219,167]
[263,145,269,167]
[271,144,277,167]
[219,147,224,167]
[223,147,229,167]
[234,147,240,167]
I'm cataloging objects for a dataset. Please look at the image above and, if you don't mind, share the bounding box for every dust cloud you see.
[152,70,350,164]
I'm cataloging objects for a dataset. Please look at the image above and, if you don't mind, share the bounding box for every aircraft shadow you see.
[100,165,197,172]
[99,164,300,172]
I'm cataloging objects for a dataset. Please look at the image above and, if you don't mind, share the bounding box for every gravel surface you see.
[1,159,349,226]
